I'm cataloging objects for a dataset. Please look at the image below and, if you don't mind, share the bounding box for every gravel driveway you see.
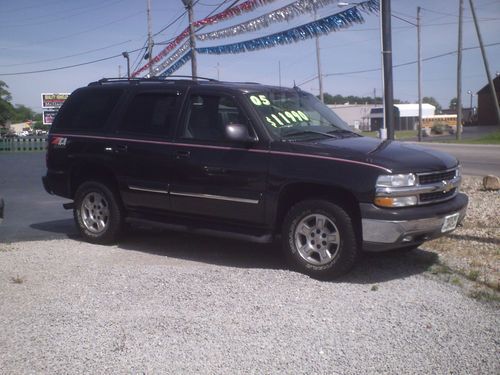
[0,232,498,374]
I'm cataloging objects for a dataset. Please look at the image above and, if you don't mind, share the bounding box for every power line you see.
[3,0,127,28]
[0,40,133,67]
[297,41,500,86]
[0,11,145,51]
[0,47,145,77]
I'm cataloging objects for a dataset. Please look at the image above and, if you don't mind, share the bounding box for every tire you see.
[73,181,123,244]
[282,200,359,280]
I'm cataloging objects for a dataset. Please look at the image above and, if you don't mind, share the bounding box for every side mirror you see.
[225,123,256,144]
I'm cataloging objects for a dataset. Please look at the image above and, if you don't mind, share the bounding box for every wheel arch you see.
[69,162,121,200]
[274,182,362,242]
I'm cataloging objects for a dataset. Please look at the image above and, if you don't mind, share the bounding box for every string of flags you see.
[138,0,379,78]
[132,0,278,77]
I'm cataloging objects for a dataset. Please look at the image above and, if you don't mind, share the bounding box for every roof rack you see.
[89,75,218,86]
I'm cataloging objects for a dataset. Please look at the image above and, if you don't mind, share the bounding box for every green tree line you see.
[0,80,43,136]
[320,92,444,114]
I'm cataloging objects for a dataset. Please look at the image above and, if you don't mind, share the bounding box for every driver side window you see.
[181,94,251,142]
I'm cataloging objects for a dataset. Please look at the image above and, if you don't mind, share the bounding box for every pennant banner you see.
[132,0,278,77]
[196,0,367,41]
[152,41,190,75]
[158,3,378,77]
[158,51,192,77]
[196,5,374,56]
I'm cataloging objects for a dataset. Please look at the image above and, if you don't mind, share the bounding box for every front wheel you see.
[73,181,123,244]
[282,200,359,279]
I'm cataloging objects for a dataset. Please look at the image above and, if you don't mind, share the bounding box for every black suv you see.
[43,78,468,279]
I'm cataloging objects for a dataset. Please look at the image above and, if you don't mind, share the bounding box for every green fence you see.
[0,137,47,152]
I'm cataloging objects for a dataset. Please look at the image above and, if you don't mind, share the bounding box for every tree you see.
[449,97,458,111]
[12,104,36,123]
[423,96,442,113]
[0,81,15,135]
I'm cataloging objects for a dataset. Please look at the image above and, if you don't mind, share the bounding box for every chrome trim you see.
[170,191,259,204]
[362,206,467,244]
[129,186,169,194]
[376,176,461,197]
[416,167,458,176]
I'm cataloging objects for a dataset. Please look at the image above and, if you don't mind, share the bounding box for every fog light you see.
[374,196,418,207]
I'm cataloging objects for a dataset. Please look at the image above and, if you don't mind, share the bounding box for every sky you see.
[0,0,499,113]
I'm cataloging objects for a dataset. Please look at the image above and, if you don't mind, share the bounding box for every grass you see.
[362,129,500,144]
[467,270,480,282]
[453,131,500,144]
[361,130,417,140]
[10,275,25,284]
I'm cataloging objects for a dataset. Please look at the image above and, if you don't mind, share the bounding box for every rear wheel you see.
[282,200,359,279]
[74,181,123,244]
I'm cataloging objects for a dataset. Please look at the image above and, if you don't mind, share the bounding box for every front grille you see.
[420,188,456,203]
[418,170,456,184]
[416,168,458,205]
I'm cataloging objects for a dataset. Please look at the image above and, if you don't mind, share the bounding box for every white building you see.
[328,104,377,131]
[370,103,436,131]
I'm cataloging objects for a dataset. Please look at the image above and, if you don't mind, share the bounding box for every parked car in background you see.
[43,77,468,279]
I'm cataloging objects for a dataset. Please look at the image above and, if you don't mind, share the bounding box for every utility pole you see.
[146,0,154,76]
[278,61,282,88]
[118,65,122,78]
[122,52,130,79]
[417,6,423,142]
[314,11,324,103]
[381,0,395,140]
[469,0,500,125]
[456,0,464,140]
[182,0,197,79]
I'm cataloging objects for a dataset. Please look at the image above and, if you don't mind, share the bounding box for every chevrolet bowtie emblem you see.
[442,180,453,193]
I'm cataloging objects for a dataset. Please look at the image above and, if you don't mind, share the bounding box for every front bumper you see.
[361,193,468,251]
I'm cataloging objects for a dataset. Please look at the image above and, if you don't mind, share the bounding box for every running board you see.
[63,202,74,210]
[125,217,274,244]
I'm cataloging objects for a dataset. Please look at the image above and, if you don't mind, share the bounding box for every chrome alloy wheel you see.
[80,192,110,234]
[294,214,341,266]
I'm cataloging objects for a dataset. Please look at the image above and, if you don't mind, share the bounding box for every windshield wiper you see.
[327,129,361,137]
[281,130,338,140]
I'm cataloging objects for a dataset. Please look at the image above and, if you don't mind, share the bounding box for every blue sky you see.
[0,0,499,112]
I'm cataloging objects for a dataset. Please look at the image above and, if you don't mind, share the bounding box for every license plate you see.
[441,213,460,233]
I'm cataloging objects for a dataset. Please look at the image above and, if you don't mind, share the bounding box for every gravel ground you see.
[423,176,500,291]
[1,233,499,374]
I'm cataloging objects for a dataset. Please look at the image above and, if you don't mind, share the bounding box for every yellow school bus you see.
[421,115,457,134]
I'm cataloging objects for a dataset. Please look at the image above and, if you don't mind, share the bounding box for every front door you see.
[169,90,268,224]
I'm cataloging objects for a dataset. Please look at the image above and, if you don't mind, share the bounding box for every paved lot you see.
[0,152,75,243]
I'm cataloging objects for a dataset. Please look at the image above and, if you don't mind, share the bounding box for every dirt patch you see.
[422,176,500,296]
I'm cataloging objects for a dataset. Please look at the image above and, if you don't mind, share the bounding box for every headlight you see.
[376,173,416,188]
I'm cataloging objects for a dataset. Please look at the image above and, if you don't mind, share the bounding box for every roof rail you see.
[88,76,218,86]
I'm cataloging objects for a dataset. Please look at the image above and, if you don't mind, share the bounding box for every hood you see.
[282,136,458,173]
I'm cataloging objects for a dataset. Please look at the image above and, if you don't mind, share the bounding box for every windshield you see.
[245,89,354,140]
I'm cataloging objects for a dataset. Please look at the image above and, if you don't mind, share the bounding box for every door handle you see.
[203,166,226,174]
[175,150,191,159]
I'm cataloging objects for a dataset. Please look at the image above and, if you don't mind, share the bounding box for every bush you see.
[431,122,446,135]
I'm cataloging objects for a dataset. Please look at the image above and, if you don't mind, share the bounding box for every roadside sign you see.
[43,109,59,125]
[41,93,70,109]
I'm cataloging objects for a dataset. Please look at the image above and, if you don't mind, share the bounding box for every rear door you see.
[112,88,183,213]
[169,88,269,224]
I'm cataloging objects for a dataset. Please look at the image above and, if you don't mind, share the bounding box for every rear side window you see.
[119,93,178,136]
[53,89,122,132]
